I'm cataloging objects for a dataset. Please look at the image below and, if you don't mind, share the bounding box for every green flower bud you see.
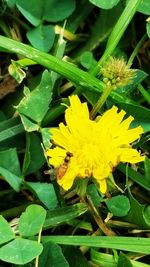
[100,57,136,89]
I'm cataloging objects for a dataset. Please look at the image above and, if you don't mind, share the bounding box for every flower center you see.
[76,143,103,170]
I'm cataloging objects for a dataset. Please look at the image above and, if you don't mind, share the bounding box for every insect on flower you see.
[57,151,73,180]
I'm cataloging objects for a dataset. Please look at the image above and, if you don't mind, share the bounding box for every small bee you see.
[57,151,73,180]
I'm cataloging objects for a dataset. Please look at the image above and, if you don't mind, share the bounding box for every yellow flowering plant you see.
[0,0,150,264]
[47,95,145,194]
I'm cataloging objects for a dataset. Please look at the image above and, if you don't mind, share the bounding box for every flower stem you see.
[77,179,89,199]
[138,84,150,105]
[90,85,113,119]
[127,34,147,67]
[35,228,42,267]
[86,196,117,236]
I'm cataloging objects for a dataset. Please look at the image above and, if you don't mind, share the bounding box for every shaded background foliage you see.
[0,0,150,266]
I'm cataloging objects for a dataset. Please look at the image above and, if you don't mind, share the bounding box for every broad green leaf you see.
[39,242,69,267]
[41,128,51,149]
[22,133,45,175]
[123,192,150,229]
[126,0,150,15]
[80,51,96,70]
[0,167,22,192]
[16,0,75,25]
[0,215,15,245]
[0,238,43,264]
[146,22,150,38]
[0,148,22,191]
[27,25,55,52]
[89,0,120,9]
[62,246,90,267]
[20,114,39,132]
[41,235,150,254]
[137,0,150,15]
[16,0,43,26]
[0,148,21,176]
[133,70,148,85]
[19,204,46,237]
[44,203,88,229]
[25,182,58,210]
[117,253,132,267]
[105,195,130,217]
[43,0,76,22]
[17,70,53,123]
[91,249,150,267]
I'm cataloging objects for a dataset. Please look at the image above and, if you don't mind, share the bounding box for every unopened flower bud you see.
[100,57,136,89]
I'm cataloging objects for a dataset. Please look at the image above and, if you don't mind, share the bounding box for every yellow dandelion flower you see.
[46,95,145,194]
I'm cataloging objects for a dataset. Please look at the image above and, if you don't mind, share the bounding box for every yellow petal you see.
[99,179,107,194]
[50,126,70,149]
[119,147,145,163]
[58,167,76,190]
[47,147,66,167]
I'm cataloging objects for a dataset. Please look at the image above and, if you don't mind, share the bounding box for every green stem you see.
[0,35,104,94]
[76,179,88,198]
[128,34,147,66]
[91,0,142,76]
[90,85,113,119]
[35,228,42,267]
[86,196,117,236]
[138,84,150,104]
